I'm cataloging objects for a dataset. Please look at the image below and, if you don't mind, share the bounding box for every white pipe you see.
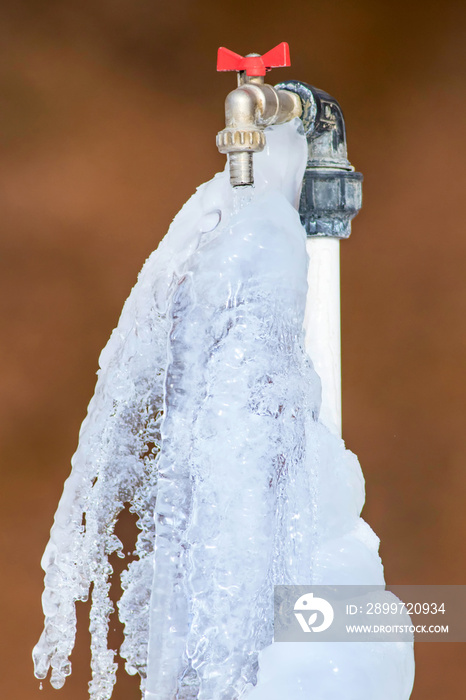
[303,237,341,437]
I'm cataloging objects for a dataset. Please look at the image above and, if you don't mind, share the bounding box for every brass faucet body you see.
[217,73,302,187]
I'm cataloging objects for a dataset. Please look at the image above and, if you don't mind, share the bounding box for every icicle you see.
[32,257,169,697]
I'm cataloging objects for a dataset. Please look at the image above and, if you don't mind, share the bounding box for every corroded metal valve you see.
[276,80,363,238]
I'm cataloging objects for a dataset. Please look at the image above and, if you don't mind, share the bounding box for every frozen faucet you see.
[217,44,363,436]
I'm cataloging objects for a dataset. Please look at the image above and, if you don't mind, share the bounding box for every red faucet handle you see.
[217,42,291,77]
[261,42,291,71]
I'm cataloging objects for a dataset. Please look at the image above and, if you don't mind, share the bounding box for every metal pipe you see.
[304,237,342,436]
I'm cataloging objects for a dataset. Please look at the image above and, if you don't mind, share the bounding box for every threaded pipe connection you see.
[228,152,254,187]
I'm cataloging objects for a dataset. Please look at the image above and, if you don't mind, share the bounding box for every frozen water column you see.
[277,81,363,436]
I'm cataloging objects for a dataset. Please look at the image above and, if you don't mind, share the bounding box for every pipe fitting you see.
[276,80,363,238]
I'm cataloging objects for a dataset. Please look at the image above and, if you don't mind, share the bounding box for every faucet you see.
[216,43,362,236]
[216,43,303,187]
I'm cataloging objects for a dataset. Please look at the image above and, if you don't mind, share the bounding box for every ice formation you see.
[34,120,414,700]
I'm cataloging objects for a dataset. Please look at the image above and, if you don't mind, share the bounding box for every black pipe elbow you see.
[276,80,363,239]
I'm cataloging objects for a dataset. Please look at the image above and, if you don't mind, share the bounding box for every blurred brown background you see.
[1,0,465,698]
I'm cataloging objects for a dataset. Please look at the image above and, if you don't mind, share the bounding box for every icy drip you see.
[32,266,168,695]
[145,191,319,700]
[232,185,254,213]
[184,200,319,700]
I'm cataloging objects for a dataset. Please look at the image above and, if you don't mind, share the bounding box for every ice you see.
[244,641,415,700]
[32,239,169,694]
[145,193,322,699]
[33,118,414,699]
